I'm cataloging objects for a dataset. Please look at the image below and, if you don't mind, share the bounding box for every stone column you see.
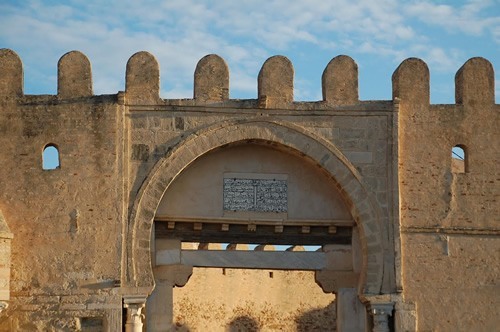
[369,302,394,332]
[146,279,173,332]
[146,238,194,331]
[336,288,366,332]
[123,296,147,332]
[146,264,193,332]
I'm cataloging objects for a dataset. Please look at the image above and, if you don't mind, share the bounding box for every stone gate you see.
[0,48,498,331]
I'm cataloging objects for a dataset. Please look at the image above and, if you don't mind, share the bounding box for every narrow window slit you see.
[451,145,466,174]
[42,144,60,170]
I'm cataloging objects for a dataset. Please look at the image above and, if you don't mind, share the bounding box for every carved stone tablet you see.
[223,173,287,213]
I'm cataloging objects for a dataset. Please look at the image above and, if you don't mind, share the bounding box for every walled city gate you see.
[125,120,394,331]
[94,52,400,331]
[0,47,497,331]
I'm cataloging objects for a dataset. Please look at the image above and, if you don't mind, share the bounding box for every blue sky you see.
[1,0,499,103]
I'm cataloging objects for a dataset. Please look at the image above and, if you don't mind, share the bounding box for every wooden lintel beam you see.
[155,222,352,246]
[155,215,354,227]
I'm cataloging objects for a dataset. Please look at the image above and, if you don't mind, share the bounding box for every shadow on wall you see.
[227,316,260,332]
[222,301,336,331]
[172,322,191,331]
[295,300,336,331]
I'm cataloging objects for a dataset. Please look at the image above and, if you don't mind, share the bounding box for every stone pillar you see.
[369,302,394,332]
[336,288,366,332]
[123,296,147,332]
[146,279,173,332]
[146,239,193,331]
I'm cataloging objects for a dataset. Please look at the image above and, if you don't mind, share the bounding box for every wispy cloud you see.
[405,0,500,37]
[0,0,497,102]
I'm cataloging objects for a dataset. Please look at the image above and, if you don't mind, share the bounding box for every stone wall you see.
[394,57,500,330]
[0,50,125,330]
[172,268,335,331]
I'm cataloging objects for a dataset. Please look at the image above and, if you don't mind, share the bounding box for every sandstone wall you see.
[395,57,500,330]
[172,268,336,331]
[0,50,125,330]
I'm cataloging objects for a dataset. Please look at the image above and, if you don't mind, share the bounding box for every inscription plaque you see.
[223,174,287,213]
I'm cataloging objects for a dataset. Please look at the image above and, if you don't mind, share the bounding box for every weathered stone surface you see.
[336,288,366,332]
[194,54,229,102]
[0,211,12,305]
[392,57,429,107]
[322,55,358,105]
[57,51,92,99]
[258,55,294,108]
[0,48,23,98]
[125,51,160,105]
[455,57,494,106]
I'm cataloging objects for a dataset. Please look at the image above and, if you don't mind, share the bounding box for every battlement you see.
[0,48,496,108]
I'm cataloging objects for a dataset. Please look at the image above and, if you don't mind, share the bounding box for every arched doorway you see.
[125,120,387,331]
[151,141,356,330]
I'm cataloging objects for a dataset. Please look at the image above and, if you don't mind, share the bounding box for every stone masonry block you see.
[344,151,373,164]
[131,144,150,161]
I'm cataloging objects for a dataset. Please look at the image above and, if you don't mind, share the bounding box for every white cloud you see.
[405,0,500,39]
[425,47,463,72]
[493,25,500,43]
[0,0,497,102]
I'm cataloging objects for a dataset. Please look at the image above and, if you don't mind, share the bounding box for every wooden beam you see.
[155,215,354,227]
[155,222,352,245]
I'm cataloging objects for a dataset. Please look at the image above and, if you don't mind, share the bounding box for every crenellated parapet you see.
[0,48,496,110]
[394,55,498,231]
[58,51,92,99]
[322,55,358,105]
[392,58,430,108]
[0,49,23,99]
[126,51,161,105]
[455,57,495,107]
[257,55,294,108]
[392,56,496,109]
[194,54,229,102]
[0,46,497,331]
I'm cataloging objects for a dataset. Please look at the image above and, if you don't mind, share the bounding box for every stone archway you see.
[151,139,361,330]
[126,119,386,299]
